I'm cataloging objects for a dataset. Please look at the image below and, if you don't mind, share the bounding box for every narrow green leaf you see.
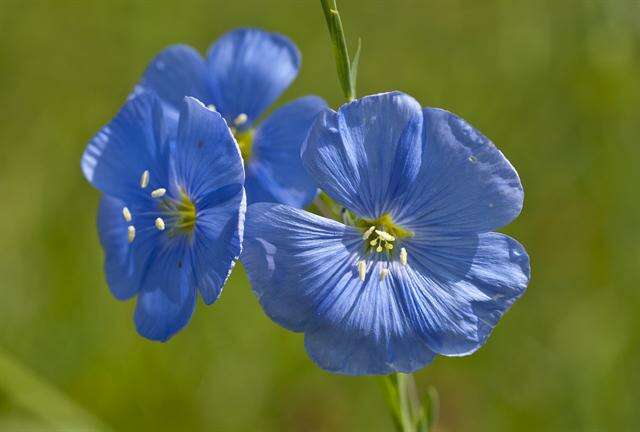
[349,38,362,98]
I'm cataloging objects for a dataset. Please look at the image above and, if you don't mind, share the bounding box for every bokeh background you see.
[1,1,639,430]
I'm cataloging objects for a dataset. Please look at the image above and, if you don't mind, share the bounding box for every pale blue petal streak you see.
[206,28,300,126]
[302,92,423,218]
[246,96,326,207]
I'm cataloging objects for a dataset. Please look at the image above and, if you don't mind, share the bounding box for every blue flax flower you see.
[139,28,327,208]
[241,91,531,375]
[81,91,245,341]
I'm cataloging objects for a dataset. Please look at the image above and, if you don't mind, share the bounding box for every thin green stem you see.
[397,373,414,432]
[380,372,436,432]
[319,0,359,101]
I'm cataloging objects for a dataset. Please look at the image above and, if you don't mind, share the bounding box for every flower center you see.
[207,106,254,162]
[120,169,197,244]
[355,213,413,282]
[234,129,254,162]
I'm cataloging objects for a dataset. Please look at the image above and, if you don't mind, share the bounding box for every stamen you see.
[127,225,136,243]
[385,243,394,250]
[376,245,383,253]
[362,226,376,240]
[151,188,166,198]
[140,170,149,188]
[155,217,166,231]
[400,247,408,266]
[122,207,132,222]
[234,113,248,126]
[357,260,366,281]
[370,239,378,246]
[380,268,390,281]
[375,230,395,242]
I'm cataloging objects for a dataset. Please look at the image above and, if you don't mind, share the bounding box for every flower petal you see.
[174,96,245,201]
[398,232,530,356]
[133,237,197,342]
[206,28,300,126]
[138,45,214,118]
[97,195,140,300]
[246,96,326,207]
[81,91,171,202]
[173,96,246,304]
[192,190,246,304]
[302,92,423,218]
[394,108,524,233]
[241,203,436,375]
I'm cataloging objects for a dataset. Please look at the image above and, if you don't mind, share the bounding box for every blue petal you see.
[393,108,524,233]
[192,190,246,304]
[138,45,214,116]
[81,91,171,202]
[241,203,436,375]
[133,236,197,342]
[174,97,245,201]
[398,232,530,356]
[246,96,326,207]
[206,28,300,126]
[97,195,140,300]
[174,97,246,304]
[302,92,423,218]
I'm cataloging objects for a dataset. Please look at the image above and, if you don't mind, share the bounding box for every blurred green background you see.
[1,0,639,430]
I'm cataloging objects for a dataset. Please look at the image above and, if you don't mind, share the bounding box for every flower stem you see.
[380,373,437,432]
[319,0,361,101]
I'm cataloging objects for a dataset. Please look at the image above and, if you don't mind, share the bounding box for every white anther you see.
[375,230,396,242]
[400,247,408,266]
[358,260,366,281]
[155,217,166,231]
[151,188,166,198]
[234,113,248,126]
[385,243,394,250]
[122,207,132,222]
[127,225,136,243]
[370,239,378,246]
[380,268,390,281]
[376,245,383,253]
[207,104,217,111]
[362,226,376,240]
[140,170,150,188]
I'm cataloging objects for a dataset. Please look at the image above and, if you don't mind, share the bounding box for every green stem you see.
[381,372,435,432]
[0,347,112,431]
[319,0,360,101]
[397,373,414,432]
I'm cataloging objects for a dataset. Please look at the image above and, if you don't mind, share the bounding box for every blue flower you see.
[138,28,327,208]
[241,92,530,375]
[81,91,245,341]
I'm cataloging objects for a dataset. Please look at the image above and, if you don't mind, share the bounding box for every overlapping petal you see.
[174,97,244,200]
[246,96,326,207]
[302,92,423,218]
[139,45,214,116]
[393,108,524,233]
[206,28,301,126]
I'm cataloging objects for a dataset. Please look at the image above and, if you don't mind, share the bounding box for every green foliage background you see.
[0,1,639,430]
